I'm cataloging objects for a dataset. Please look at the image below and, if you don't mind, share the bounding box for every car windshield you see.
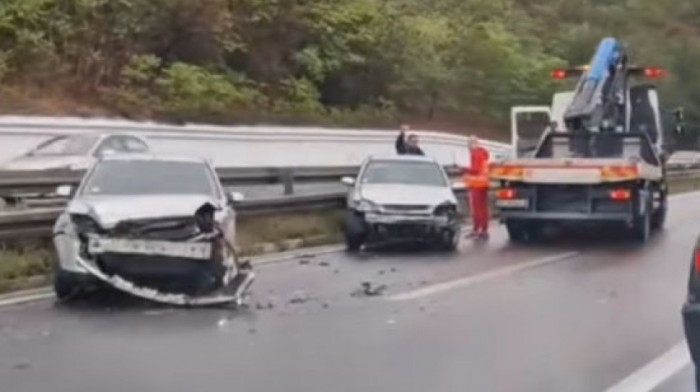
[360,160,446,187]
[80,160,218,197]
[30,135,99,156]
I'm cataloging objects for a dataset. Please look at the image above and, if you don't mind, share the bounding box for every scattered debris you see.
[299,259,311,265]
[267,301,275,310]
[255,303,266,311]
[333,269,340,274]
[298,254,316,259]
[322,302,330,309]
[378,270,386,275]
[289,290,312,304]
[352,282,388,297]
[318,261,330,267]
[419,280,429,286]
[390,267,397,273]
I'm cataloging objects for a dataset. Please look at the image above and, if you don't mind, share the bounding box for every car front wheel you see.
[53,269,81,301]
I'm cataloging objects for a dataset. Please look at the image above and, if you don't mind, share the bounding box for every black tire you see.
[632,200,651,243]
[439,229,459,251]
[651,189,667,231]
[53,269,80,301]
[505,220,527,243]
[345,212,367,252]
[505,220,541,243]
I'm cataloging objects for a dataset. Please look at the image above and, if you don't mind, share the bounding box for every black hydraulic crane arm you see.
[552,37,664,135]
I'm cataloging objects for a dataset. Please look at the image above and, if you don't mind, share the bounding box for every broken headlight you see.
[355,199,380,213]
[70,214,102,234]
[433,202,457,216]
[194,203,217,234]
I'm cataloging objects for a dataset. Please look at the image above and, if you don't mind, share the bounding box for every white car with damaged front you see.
[51,154,253,306]
[342,155,463,252]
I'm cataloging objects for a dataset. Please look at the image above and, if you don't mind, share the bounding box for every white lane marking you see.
[0,292,54,308]
[603,342,691,392]
[387,251,580,301]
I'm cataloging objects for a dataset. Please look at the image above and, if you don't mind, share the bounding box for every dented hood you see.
[68,194,221,229]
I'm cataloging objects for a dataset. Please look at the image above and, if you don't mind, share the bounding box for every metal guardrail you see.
[0,165,465,200]
[0,166,359,198]
[2,164,699,243]
[0,192,352,241]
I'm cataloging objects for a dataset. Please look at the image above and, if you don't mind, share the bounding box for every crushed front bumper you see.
[364,213,459,239]
[70,234,254,307]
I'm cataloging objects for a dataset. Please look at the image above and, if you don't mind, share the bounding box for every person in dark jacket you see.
[395,124,424,155]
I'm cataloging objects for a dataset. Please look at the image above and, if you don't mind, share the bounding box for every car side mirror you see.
[56,185,73,198]
[227,191,245,205]
[451,182,467,192]
[341,176,355,187]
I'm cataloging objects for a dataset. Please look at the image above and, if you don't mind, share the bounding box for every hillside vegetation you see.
[0,0,698,134]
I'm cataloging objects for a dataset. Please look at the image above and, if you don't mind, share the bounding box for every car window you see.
[31,135,99,156]
[95,136,125,155]
[120,136,149,153]
[360,161,447,187]
[80,160,219,197]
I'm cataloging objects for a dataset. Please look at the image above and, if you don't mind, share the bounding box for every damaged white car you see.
[52,154,254,306]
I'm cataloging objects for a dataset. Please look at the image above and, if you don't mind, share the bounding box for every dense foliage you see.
[0,0,698,132]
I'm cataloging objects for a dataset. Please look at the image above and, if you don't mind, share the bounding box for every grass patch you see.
[669,177,700,195]
[237,209,345,255]
[0,247,54,294]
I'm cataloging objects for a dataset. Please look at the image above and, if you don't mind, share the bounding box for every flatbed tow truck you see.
[490,38,669,242]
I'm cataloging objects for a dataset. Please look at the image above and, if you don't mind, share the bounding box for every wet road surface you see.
[2,193,700,391]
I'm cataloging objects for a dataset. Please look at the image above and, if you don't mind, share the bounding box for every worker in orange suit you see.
[464,136,491,240]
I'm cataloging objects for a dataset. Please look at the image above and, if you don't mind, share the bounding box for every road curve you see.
[2,193,699,392]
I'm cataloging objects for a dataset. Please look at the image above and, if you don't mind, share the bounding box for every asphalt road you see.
[2,193,700,392]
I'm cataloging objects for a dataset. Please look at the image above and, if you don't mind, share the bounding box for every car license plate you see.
[88,238,212,260]
[496,199,529,208]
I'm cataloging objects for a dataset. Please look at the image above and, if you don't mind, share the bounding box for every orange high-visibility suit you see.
[463,146,490,235]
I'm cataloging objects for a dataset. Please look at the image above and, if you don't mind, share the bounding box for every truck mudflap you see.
[74,254,255,307]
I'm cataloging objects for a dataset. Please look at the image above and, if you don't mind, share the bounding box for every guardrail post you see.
[281,169,294,195]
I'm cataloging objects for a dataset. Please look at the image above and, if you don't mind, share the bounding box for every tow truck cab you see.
[494,85,668,242]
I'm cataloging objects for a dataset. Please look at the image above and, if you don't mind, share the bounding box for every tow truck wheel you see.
[506,220,527,243]
[632,204,651,243]
[506,220,542,243]
[651,191,667,230]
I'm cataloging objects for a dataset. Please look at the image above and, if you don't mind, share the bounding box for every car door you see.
[511,106,552,158]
